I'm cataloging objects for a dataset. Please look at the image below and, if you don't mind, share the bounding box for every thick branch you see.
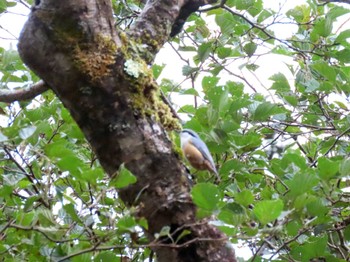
[0,80,48,103]
[128,0,218,63]
[17,0,236,261]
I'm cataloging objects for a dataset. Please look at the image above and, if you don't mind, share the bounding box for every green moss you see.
[169,130,183,158]
[142,32,162,57]
[128,76,180,130]
[73,35,117,82]
[118,33,180,130]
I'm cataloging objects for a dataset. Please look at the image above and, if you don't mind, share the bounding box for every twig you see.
[209,55,258,93]
[9,222,88,244]
[0,80,49,103]
[269,119,335,131]
[319,0,350,4]
[222,5,323,58]
[15,0,31,9]
[269,228,309,260]
[310,126,350,167]
[3,146,50,208]
[199,0,227,12]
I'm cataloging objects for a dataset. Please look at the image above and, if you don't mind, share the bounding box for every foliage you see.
[0,0,350,261]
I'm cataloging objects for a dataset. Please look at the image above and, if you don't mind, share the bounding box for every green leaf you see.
[312,16,333,38]
[234,190,254,206]
[181,88,199,96]
[236,0,263,17]
[178,46,196,52]
[37,208,56,226]
[236,0,255,11]
[243,42,257,57]
[192,183,222,211]
[94,251,119,262]
[253,199,283,225]
[3,173,25,186]
[269,73,291,92]
[179,104,196,114]
[218,88,230,114]
[0,0,7,13]
[252,102,283,121]
[117,215,137,232]
[286,171,319,198]
[286,5,310,23]
[152,64,165,80]
[310,61,336,82]
[306,197,328,217]
[182,65,198,76]
[6,1,17,8]
[19,125,37,139]
[110,164,137,189]
[221,159,246,175]
[217,47,233,59]
[231,132,262,151]
[207,105,219,125]
[84,168,105,184]
[286,220,302,236]
[57,155,84,178]
[196,42,212,63]
[202,76,219,91]
[45,140,72,158]
[335,29,350,44]
[215,12,236,36]
[258,9,274,23]
[344,225,350,241]
[175,229,191,243]
[63,203,81,223]
[334,49,350,63]
[318,157,339,180]
[218,203,246,226]
[340,158,350,177]
[290,235,328,260]
[327,6,350,20]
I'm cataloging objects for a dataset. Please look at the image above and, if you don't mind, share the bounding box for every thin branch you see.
[15,0,31,9]
[56,236,228,262]
[319,0,350,4]
[0,80,49,103]
[222,5,323,58]
[209,54,258,93]
[9,223,89,244]
[3,146,50,208]
[199,0,226,12]
[0,25,18,40]
[0,219,15,236]
[309,126,350,166]
[291,136,314,164]
[269,228,309,260]
[160,89,182,121]
[320,126,350,157]
[268,119,335,131]
[3,146,37,190]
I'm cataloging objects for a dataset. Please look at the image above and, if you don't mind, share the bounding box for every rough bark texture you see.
[18,0,236,261]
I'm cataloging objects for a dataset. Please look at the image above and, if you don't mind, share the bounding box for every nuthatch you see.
[180,129,219,180]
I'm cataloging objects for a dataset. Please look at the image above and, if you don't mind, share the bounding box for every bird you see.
[180,129,219,181]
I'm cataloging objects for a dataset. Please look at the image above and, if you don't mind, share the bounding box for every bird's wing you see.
[189,138,217,172]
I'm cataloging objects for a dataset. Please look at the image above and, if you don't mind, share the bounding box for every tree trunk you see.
[18,0,236,261]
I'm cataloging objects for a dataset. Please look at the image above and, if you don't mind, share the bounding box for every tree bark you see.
[18,0,236,261]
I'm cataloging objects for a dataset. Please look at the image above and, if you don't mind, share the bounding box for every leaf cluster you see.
[0,0,350,261]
